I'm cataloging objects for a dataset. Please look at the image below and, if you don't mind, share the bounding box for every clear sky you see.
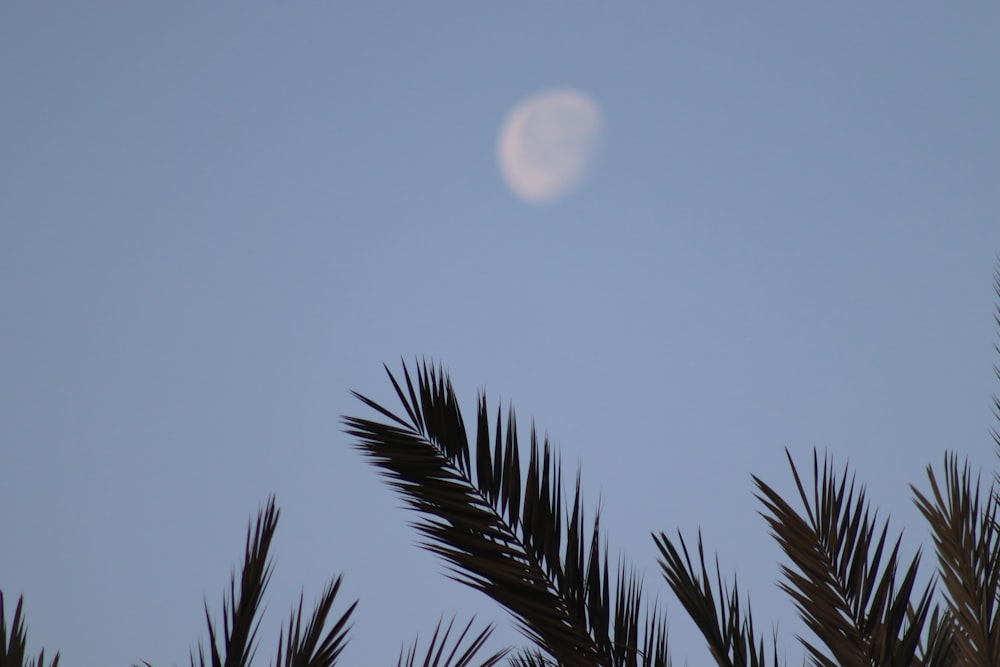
[2,4,999,666]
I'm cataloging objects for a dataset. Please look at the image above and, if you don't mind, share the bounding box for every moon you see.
[497,89,603,204]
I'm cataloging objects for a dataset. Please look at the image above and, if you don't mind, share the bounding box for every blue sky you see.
[2,4,999,665]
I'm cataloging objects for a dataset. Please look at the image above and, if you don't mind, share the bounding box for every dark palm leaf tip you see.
[187,497,276,667]
[913,454,1000,664]
[753,449,932,667]
[396,617,510,667]
[653,531,776,667]
[504,649,557,667]
[345,360,669,667]
[275,576,357,667]
[0,592,61,667]
[180,497,359,667]
[994,268,1000,451]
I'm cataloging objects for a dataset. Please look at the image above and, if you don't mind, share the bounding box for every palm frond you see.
[0,592,60,667]
[395,617,509,667]
[913,454,1000,665]
[993,267,1000,454]
[272,576,357,667]
[504,648,557,667]
[609,562,670,667]
[754,450,933,667]
[911,605,957,667]
[344,360,669,667]
[194,497,279,667]
[654,531,779,667]
[139,498,357,667]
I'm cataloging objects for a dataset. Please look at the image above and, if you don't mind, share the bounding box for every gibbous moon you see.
[497,89,603,204]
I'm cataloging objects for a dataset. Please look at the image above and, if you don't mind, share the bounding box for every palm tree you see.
[138,497,508,667]
[652,270,1000,666]
[655,450,937,667]
[137,496,357,667]
[1,497,505,667]
[343,274,1000,666]
[344,362,669,667]
[4,274,998,666]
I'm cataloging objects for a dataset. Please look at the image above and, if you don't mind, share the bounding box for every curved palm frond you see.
[913,454,1000,665]
[913,604,957,667]
[140,497,357,667]
[912,275,1000,667]
[754,450,934,667]
[609,561,670,667]
[654,530,779,667]
[504,648,557,667]
[993,267,1000,453]
[344,361,669,667]
[395,617,509,667]
[273,575,357,667]
[0,592,60,667]
[190,497,279,667]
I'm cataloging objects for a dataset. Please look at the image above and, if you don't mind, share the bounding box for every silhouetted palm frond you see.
[754,450,933,667]
[273,575,357,667]
[903,265,1000,667]
[654,531,779,667]
[189,497,278,667]
[139,497,357,667]
[609,561,670,667]
[344,361,669,666]
[992,267,1000,452]
[0,593,59,667]
[913,605,957,667]
[395,617,509,667]
[913,454,1000,665]
[504,648,556,667]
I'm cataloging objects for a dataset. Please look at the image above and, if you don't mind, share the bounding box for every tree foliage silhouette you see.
[3,271,999,666]
[345,362,669,667]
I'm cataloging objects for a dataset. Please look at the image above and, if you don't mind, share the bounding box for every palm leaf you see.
[0,592,60,667]
[912,456,1000,665]
[273,575,357,667]
[140,498,357,667]
[993,267,1000,453]
[190,496,279,667]
[344,361,668,666]
[754,450,934,667]
[912,605,957,667]
[395,617,509,667]
[905,267,1000,667]
[654,531,779,667]
[504,649,557,667]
